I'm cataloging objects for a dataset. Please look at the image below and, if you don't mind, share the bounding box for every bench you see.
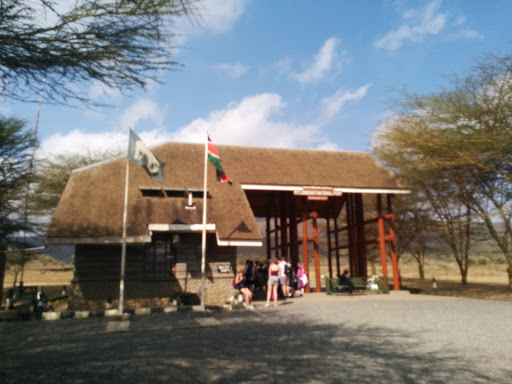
[325,277,368,295]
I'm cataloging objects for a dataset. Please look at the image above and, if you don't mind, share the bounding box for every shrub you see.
[476,256,490,265]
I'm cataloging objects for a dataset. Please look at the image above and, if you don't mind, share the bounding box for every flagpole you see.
[200,131,209,311]
[119,131,131,315]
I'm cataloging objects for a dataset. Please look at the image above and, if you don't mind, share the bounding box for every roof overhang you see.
[148,223,216,232]
[148,224,263,247]
[46,235,151,245]
[241,184,410,194]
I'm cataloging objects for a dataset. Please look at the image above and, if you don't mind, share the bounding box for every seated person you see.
[338,269,355,294]
[234,267,254,310]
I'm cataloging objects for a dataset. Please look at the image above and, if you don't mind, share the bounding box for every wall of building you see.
[69,233,238,310]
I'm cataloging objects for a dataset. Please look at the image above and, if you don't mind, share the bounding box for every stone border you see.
[0,303,241,322]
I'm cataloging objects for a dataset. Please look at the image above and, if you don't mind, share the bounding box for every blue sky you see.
[3,0,512,159]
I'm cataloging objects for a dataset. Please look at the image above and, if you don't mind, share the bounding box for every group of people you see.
[233,257,309,310]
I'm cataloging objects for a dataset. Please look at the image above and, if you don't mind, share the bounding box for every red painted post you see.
[387,195,400,291]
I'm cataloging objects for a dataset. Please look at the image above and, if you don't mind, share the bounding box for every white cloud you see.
[37,98,170,159]
[375,0,447,51]
[200,0,247,34]
[375,0,482,51]
[293,37,349,84]
[214,62,250,78]
[38,89,352,160]
[318,83,372,126]
[38,129,127,159]
[179,0,247,35]
[119,99,166,132]
[170,93,321,148]
[447,28,483,41]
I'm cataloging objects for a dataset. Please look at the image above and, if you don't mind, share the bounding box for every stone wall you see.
[69,233,238,310]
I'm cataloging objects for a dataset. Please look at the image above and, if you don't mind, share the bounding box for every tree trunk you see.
[418,263,425,280]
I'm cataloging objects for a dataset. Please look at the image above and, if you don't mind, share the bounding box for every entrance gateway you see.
[243,184,401,293]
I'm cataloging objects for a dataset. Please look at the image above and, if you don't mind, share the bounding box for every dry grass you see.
[401,278,512,302]
[5,254,511,303]
[3,259,73,288]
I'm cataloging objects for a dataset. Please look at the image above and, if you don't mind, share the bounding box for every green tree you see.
[0,0,198,105]
[373,51,512,286]
[0,117,36,243]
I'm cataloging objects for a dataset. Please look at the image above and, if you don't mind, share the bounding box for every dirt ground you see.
[401,277,512,302]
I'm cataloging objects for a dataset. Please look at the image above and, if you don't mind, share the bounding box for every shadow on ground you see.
[1,309,507,384]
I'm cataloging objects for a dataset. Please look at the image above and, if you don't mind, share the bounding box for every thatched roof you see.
[46,142,407,245]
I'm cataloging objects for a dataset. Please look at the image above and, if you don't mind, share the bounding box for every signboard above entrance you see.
[293,186,343,201]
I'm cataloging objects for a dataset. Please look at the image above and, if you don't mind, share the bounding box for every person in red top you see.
[265,257,280,307]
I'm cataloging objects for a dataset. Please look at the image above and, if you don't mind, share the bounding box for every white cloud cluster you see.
[38,129,126,159]
[293,37,350,84]
[169,93,320,148]
[38,93,337,157]
[318,84,373,126]
[375,0,481,52]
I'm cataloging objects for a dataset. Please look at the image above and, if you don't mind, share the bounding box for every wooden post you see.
[266,215,271,261]
[346,194,358,277]
[326,216,333,278]
[377,194,389,290]
[334,211,341,278]
[289,195,299,265]
[310,212,321,293]
[273,205,280,259]
[301,210,311,293]
[355,193,367,277]
[280,193,289,259]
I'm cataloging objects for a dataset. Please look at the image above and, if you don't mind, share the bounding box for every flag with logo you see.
[128,129,165,182]
[207,136,232,184]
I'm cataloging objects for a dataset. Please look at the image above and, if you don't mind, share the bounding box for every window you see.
[145,234,176,280]
[164,188,186,198]
[140,187,164,197]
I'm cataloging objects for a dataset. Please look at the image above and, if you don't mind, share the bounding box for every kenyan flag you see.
[208,136,232,184]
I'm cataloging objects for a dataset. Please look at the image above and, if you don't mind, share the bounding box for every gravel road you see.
[1,293,511,383]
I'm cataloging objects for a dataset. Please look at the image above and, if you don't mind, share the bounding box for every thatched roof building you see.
[46,142,408,309]
[47,142,407,246]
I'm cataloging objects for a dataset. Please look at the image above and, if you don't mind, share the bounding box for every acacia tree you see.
[0,117,36,243]
[374,51,512,286]
[0,0,198,105]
